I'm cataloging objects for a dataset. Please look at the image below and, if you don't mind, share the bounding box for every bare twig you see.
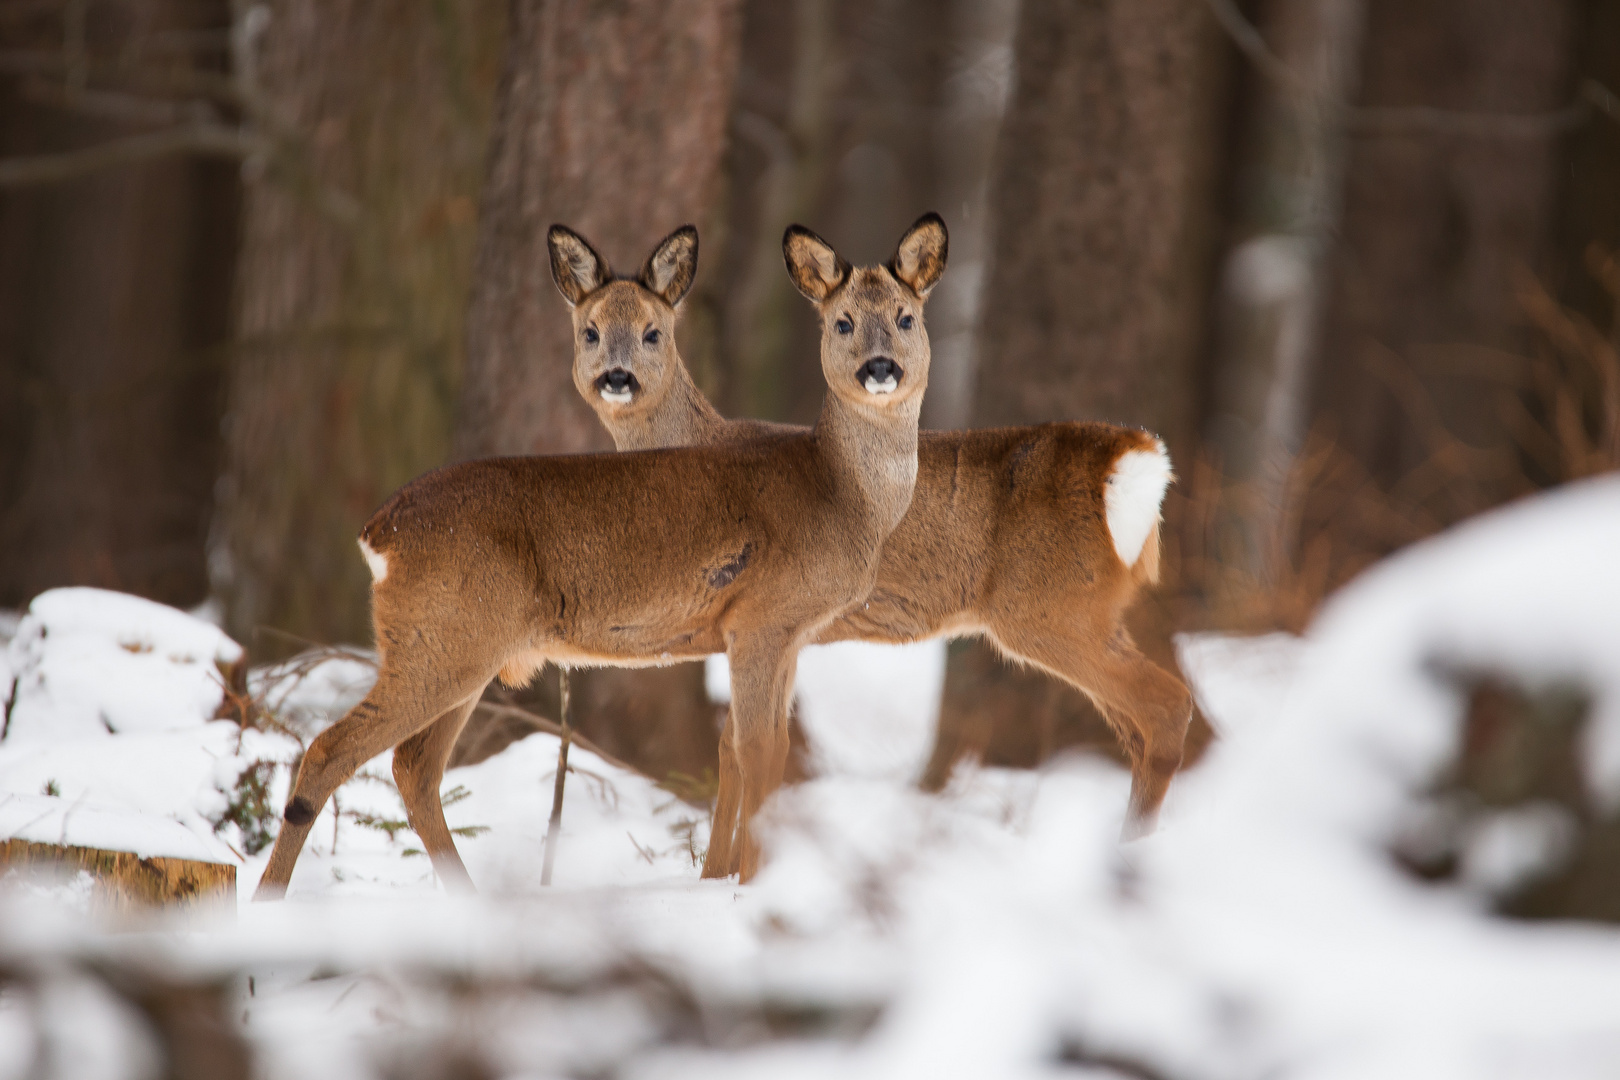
[540,670,572,887]
[472,700,642,778]
[0,2,358,222]
[18,78,219,126]
[1201,0,1301,93]
[1344,100,1588,138]
[0,123,260,186]
[1202,0,1620,139]
[0,51,243,107]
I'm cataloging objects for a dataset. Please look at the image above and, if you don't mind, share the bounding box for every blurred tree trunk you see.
[925,0,1228,787]
[702,0,966,427]
[1554,0,1620,331]
[457,0,744,458]
[212,0,505,654]
[1311,0,1577,492]
[1204,0,1366,527]
[0,2,238,611]
[452,0,744,782]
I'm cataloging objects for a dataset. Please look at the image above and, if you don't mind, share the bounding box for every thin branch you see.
[1345,101,1587,138]
[472,700,645,779]
[1585,78,1620,125]
[1202,0,1620,139]
[540,670,572,887]
[18,78,220,126]
[1201,0,1302,94]
[0,51,243,109]
[0,122,262,186]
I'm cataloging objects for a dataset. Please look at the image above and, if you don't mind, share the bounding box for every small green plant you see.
[214,760,280,855]
[658,768,719,806]
[41,779,60,797]
[349,812,413,841]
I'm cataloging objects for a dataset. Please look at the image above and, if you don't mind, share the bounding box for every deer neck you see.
[814,390,921,536]
[602,363,728,452]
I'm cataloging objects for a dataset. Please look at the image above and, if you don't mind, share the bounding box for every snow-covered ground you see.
[3,475,1620,1079]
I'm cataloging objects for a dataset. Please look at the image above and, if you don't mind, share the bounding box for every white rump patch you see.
[600,387,634,404]
[1104,442,1172,567]
[358,537,388,583]
[864,376,898,394]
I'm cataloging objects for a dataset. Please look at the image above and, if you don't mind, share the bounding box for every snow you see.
[3,587,242,744]
[707,639,948,780]
[0,792,237,864]
[4,475,1620,1078]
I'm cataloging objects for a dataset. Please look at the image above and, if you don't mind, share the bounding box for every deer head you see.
[548,223,698,415]
[784,212,948,418]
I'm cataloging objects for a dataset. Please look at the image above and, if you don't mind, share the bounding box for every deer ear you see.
[639,225,699,307]
[890,212,948,299]
[783,225,851,302]
[548,224,611,307]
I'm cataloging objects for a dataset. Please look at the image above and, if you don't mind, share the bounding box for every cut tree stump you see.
[0,839,236,914]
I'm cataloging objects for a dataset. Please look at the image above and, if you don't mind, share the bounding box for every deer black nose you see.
[600,369,636,392]
[595,368,639,399]
[856,357,902,394]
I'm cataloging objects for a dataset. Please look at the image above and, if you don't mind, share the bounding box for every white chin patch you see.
[600,388,634,404]
[864,377,898,395]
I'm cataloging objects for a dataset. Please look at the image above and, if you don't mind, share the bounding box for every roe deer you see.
[551,223,1193,838]
[251,215,948,898]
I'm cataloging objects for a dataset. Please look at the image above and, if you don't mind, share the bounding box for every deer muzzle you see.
[857,357,901,395]
[595,368,639,403]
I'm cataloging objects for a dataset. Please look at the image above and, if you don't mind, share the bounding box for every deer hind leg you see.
[701,712,746,880]
[391,688,486,894]
[254,663,492,901]
[990,622,1192,839]
[702,633,797,882]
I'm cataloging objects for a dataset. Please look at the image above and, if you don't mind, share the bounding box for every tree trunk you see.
[213,0,505,654]
[1553,0,1620,332]
[1204,0,1366,528]
[456,0,745,458]
[1311,0,1577,491]
[703,0,963,428]
[453,0,744,784]
[0,3,238,611]
[929,0,1227,786]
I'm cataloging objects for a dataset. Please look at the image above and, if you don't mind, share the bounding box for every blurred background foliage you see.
[1,0,1618,782]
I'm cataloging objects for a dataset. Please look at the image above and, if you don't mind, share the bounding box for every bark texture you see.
[0,2,237,610]
[1312,0,1577,486]
[971,0,1223,450]
[214,0,505,653]
[703,0,954,427]
[932,0,1227,784]
[456,0,745,459]
[452,0,745,783]
[1554,0,1620,329]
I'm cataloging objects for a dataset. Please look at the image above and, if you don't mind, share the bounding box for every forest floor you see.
[2,474,1620,1079]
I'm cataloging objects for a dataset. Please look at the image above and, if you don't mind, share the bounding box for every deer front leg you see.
[392,690,485,893]
[701,632,797,881]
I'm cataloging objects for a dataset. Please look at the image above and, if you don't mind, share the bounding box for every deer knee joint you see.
[1147,750,1183,778]
[284,796,317,826]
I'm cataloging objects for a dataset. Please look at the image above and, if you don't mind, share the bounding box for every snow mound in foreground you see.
[3,587,243,744]
[5,477,1620,1079]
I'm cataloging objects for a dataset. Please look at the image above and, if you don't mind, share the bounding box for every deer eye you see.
[643,328,660,345]
[898,313,914,330]
[835,317,853,335]
[584,327,599,345]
